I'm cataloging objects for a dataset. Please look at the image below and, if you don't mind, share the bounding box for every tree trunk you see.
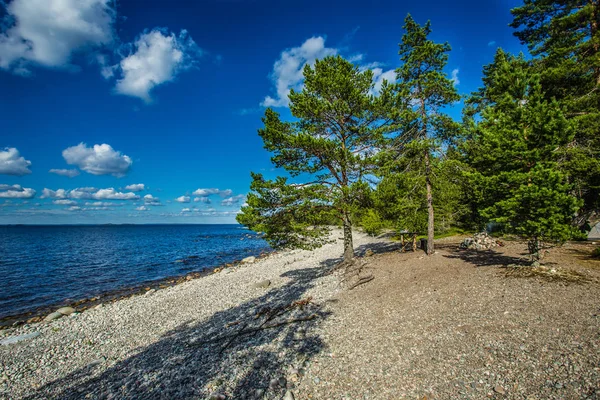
[425,150,435,255]
[342,212,354,262]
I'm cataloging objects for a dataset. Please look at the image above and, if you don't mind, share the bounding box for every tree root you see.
[348,275,374,290]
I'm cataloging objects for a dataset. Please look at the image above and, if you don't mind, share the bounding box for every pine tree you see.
[465,58,581,261]
[237,55,396,262]
[392,14,461,254]
[511,0,600,224]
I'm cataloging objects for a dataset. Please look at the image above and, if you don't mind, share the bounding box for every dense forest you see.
[238,0,600,264]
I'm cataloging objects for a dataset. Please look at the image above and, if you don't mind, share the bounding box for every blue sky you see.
[0,0,525,224]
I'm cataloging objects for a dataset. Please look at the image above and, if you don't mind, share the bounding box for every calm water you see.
[0,224,270,319]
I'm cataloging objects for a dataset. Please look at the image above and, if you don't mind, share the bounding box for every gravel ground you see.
[2,234,599,400]
[295,238,600,400]
[0,230,380,400]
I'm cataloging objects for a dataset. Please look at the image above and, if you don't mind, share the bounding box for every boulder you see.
[242,256,256,264]
[252,279,271,289]
[44,312,63,322]
[56,307,75,316]
[284,390,295,400]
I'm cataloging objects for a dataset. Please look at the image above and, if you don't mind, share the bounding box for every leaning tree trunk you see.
[342,212,354,262]
[424,150,435,255]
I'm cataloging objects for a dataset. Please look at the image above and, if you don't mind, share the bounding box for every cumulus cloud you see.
[110,29,201,102]
[62,143,132,177]
[371,68,396,95]
[0,0,115,74]
[124,183,145,192]
[41,187,139,200]
[194,196,211,204]
[135,205,148,211]
[181,208,191,213]
[0,185,35,198]
[53,199,77,206]
[49,168,80,178]
[143,194,162,206]
[451,68,460,86]
[221,194,245,206]
[0,148,32,176]
[175,195,190,203]
[262,36,337,107]
[192,188,232,198]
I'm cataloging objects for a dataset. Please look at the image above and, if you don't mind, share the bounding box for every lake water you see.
[0,224,270,319]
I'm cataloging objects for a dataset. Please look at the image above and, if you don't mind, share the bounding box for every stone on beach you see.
[242,256,256,264]
[251,279,271,289]
[56,307,76,316]
[43,312,64,322]
[0,332,41,346]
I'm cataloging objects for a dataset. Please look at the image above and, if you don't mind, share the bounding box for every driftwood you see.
[348,275,374,290]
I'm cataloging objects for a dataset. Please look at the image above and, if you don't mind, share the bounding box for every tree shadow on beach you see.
[25,265,333,400]
[443,249,527,268]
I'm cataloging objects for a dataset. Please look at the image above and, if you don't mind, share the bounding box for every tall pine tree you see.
[511,0,600,225]
[393,14,460,254]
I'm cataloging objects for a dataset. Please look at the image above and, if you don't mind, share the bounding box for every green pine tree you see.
[465,58,581,261]
[391,14,461,254]
[237,55,396,262]
[511,0,600,225]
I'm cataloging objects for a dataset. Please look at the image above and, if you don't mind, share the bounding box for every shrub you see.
[361,209,385,237]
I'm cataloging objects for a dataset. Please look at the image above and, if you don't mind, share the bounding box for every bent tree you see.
[237,55,395,262]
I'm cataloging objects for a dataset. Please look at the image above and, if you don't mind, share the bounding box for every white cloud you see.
[124,183,145,192]
[0,184,22,191]
[143,194,161,206]
[451,68,460,86]
[371,68,396,95]
[0,147,32,176]
[181,207,191,213]
[221,194,245,206]
[49,168,80,178]
[194,196,211,203]
[135,205,148,211]
[192,188,232,197]
[112,29,201,102]
[175,195,190,203]
[62,143,132,177]
[53,199,77,206]
[262,36,337,107]
[488,41,497,47]
[0,185,35,198]
[42,187,139,200]
[0,0,115,74]
[85,201,117,207]
[68,206,82,211]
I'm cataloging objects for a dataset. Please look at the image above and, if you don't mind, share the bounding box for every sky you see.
[0,0,525,224]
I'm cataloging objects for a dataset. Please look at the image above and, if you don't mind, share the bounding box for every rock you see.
[252,279,271,289]
[460,232,500,250]
[255,389,264,397]
[56,307,75,316]
[365,249,374,257]
[145,289,156,296]
[209,394,226,400]
[242,256,256,264]
[494,385,506,394]
[0,332,41,346]
[44,312,64,322]
[283,390,295,400]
